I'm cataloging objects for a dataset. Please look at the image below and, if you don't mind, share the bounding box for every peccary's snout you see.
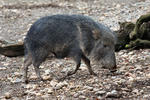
[110,64,117,72]
[109,56,117,72]
[101,54,117,72]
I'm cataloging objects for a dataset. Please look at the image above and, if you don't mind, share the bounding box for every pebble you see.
[14,78,22,83]
[95,90,106,95]
[132,89,139,94]
[106,90,119,98]
[61,67,73,73]
[43,75,52,80]
[79,66,87,71]
[4,92,11,99]
[55,81,68,90]
[143,94,150,98]
[14,72,20,76]
[47,88,53,94]
[44,69,51,75]
[50,79,58,87]
[30,75,37,80]
[39,65,44,69]
[83,86,93,91]
[0,66,6,70]
[73,93,80,98]
[79,95,86,99]
[69,86,76,90]
[93,88,99,92]
[36,92,42,96]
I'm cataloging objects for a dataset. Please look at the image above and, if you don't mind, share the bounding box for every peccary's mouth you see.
[110,65,117,72]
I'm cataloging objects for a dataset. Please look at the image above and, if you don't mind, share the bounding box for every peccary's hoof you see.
[40,78,45,82]
[24,80,29,84]
[90,72,97,76]
[110,69,117,73]
[58,77,66,82]
[67,71,76,76]
[21,78,29,84]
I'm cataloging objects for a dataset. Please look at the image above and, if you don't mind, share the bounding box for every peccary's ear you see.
[92,29,100,40]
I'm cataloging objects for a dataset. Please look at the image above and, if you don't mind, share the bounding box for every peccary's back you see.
[24,15,106,58]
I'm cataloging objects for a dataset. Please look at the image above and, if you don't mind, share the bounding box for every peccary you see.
[23,14,117,83]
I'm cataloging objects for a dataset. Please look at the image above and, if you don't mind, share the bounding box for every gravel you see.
[0,0,150,99]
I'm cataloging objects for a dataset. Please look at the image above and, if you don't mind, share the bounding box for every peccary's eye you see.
[104,45,107,48]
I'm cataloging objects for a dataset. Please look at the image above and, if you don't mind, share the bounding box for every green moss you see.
[130,13,150,40]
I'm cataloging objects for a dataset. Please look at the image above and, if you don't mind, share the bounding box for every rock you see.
[143,95,150,98]
[30,74,38,80]
[79,66,87,71]
[39,65,44,69]
[43,75,52,80]
[32,84,39,90]
[25,84,38,89]
[95,90,106,96]
[44,69,51,75]
[5,92,11,99]
[47,88,53,94]
[14,78,22,83]
[36,92,42,96]
[69,86,76,90]
[132,89,139,94]
[73,93,80,98]
[128,51,134,55]
[106,90,120,98]
[14,72,20,77]
[116,4,121,8]
[61,67,73,73]
[50,79,58,87]
[79,95,86,99]
[83,86,93,91]
[55,81,68,90]
[0,66,6,70]
[93,88,100,92]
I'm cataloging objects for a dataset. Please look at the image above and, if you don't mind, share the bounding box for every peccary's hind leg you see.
[32,62,43,82]
[67,55,81,76]
[81,54,97,76]
[23,53,32,83]
[32,48,48,82]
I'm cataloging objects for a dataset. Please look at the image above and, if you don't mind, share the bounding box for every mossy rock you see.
[115,22,135,51]
[130,13,150,40]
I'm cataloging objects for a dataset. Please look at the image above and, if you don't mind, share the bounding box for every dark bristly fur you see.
[23,14,117,83]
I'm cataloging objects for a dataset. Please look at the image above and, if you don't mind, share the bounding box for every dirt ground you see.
[0,0,150,100]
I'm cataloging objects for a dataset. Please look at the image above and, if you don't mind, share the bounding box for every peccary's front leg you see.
[81,54,97,76]
[67,55,81,76]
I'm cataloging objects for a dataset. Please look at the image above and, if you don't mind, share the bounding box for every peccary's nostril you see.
[110,65,117,72]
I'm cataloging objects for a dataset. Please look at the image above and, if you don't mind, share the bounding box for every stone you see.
[83,86,93,91]
[106,90,119,98]
[95,90,106,96]
[5,92,11,99]
[55,81,68,90]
